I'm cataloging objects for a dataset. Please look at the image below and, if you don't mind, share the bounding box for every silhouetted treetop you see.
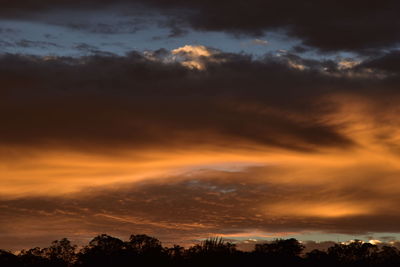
[128,234,163,254]
[255,238,304,257]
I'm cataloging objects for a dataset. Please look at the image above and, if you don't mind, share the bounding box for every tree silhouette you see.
[327,240,378,264]
[305,249,333,267]
[77,234,126,267]
[374,245,400,266]
[189,237,236,255]
[127,234,163,255]
[0,249,20,267]
[187,237,239,267]
[167,244,185,258]
[43,238,76,266]
[1,234,400,267]
[19,247,52,267]
[255,238,304,256]
[251,238,305,267]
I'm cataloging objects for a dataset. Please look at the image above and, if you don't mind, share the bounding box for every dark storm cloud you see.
[1,1,400,52]
[0,51,366,153]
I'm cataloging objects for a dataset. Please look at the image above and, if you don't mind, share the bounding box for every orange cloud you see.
[2,52,400,249]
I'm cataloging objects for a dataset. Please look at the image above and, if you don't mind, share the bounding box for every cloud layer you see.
[1,48,400,249]
[2,1,400,52]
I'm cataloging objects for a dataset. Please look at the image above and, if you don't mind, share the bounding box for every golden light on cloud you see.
[2,114,400,202]
[0,146,275,197]
[1,95,400,198]
[171,45,221,70]
[3,53,400,249]
[337,59,361,70]
[171,45,213,57]
[267,202,371,218]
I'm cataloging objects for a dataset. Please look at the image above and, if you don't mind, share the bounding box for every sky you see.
[2,0,400,251]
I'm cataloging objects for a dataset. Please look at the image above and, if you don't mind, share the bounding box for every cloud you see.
[0,51,360,155]
[1,1,400,53]
[1,50,400,196]
[0,27,18,34]
[358,50,400,73]
[1,50,400,249]
[3,164,400,250]
[241,39,269,49]
[251,39,268,46]
[64,17,147,34]
[73,43,99,52]
[338,59,361,70]
[171,45,221,69]
[15,39,62,49]
[171,45,213,57]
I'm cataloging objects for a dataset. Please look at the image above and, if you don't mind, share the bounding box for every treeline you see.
[1,234,400,267]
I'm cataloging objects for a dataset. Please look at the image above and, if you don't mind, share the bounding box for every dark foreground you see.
[1,235,399,267]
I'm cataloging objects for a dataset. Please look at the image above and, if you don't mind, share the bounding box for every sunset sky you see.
[2,1,400,250]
